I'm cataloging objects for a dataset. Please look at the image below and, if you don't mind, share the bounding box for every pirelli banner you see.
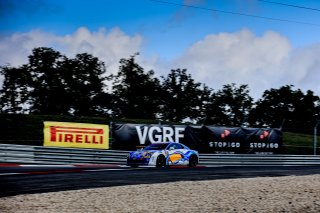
[44,121,109,149]
[112,124,282,153]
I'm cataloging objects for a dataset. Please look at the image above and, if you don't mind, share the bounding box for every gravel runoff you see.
[1,175,320,213]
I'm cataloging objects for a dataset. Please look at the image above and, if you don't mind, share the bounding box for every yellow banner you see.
[44,121,109,149]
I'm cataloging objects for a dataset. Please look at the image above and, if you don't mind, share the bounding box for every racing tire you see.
[130,164,139,168]
[188,155,198,167]
[156,155,166,168]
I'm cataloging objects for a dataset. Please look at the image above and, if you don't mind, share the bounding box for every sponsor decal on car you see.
[127,142,199,167]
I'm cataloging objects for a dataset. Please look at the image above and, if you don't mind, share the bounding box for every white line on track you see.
[85,168,138,172]
[19,164,75,168]
[0,173,23,176]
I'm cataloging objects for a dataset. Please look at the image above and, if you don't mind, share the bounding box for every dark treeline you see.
[0,47,319,132]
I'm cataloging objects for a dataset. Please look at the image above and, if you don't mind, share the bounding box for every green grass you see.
[282,132,319,155]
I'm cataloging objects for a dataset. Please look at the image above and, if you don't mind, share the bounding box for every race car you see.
[126,142,199,167]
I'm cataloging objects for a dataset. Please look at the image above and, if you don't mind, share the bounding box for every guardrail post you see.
[109,121,113,149]
[314,120,319,155]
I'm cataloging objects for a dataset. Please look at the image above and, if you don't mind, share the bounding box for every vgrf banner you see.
[44,121,109,149]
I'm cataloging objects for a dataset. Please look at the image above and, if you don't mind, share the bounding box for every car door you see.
[167,143,184,165]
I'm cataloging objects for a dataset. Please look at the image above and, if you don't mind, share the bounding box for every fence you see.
[1,143,320,166]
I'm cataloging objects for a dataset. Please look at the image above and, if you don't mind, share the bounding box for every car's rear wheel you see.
[188,155,198,167]
[156,155,166,167]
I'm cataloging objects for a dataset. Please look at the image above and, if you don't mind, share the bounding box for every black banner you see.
[201,126,246,153]
[112,123,186,150]
[111,123,282,153]
[242,128,283,153]
[183,126,204,151]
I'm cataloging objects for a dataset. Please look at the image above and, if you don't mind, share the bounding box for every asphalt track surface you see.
[1,164,320,197]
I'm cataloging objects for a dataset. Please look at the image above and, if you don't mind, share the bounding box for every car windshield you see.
[143,143,169,150]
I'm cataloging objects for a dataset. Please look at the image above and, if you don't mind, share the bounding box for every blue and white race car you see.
[126,142,199,167]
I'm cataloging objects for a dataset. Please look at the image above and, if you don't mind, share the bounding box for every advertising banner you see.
[111,123,282,153]
[44,121,109,149]
[183,126,206,151]
[200,127,282,154]
[112,124,185,150]
[201,126,246,153]
[242,128,282,153]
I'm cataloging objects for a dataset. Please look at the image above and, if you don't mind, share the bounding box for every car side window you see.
[175,144,184,149]
[168,145,175,150]
[168,144,183,150]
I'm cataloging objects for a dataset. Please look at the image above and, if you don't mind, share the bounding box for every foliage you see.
[0,47,109,116]
[204,84,253,126]
[1,47,320,133]
[249,85,320,132]
[27,47,69,114]
[66,53,108,116]
[110,53,162,119]
[0,65,31,113]
[160,69,210,122]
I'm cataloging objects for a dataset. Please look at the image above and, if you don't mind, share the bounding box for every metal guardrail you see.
[1,143,320,166]
[200,153,320,166]
[0,144,128,165]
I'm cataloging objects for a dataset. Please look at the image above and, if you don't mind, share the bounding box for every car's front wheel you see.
[156,155,166,167]
[188,155,198,167]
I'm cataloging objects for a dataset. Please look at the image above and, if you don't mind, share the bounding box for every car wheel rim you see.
[157,156,165,167]
[190,156,197,167]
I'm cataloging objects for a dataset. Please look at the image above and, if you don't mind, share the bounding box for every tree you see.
[290,90,320,130]
[67,53,108,116]
[110,54,161,119]
[204,84,253,126]
[0,47,109,116]
[160,69,209,122]
[0,65,31,113]
[27,47,69,115]
[249,85,320,131]
[195,84,212,124]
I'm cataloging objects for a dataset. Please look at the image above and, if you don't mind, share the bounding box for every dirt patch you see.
[1,175,320,213]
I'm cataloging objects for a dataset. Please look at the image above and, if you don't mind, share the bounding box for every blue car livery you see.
[126,142,199,167]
